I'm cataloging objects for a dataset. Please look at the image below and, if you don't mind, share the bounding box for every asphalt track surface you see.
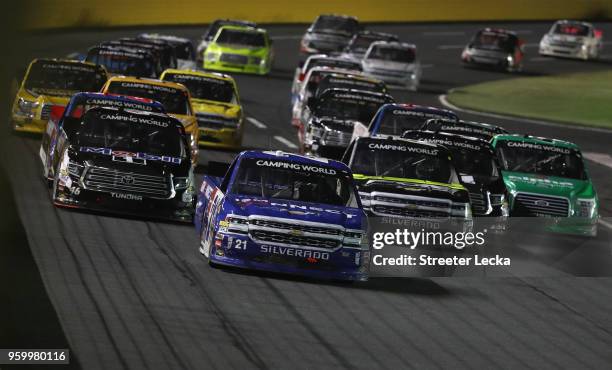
[2,22,612,369]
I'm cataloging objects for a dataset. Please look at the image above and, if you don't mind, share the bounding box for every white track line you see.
[438,94,612,134]
[246,117,267,129]
[598,219,612,231]
[583,152,612,169]
[273,136,298,149]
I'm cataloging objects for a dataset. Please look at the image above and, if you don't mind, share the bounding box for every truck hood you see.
[227,194,363,229]
[192,99,241,118]
[502,171,593,199]
[23,88,72,105]
[69,146,190,177]
[354,175,469,203]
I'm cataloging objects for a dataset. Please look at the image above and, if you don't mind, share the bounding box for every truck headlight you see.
[205,52,220,62]
[506,55,514,66]
[16,98,39,117]
[451,202,472,218]
[249,56,262,65]
[225,215,248,234]
[576,198,597,218]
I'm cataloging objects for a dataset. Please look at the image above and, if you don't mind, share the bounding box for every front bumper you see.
[539,44,587,59]
[209,232,369,281]
[54,187,194,223]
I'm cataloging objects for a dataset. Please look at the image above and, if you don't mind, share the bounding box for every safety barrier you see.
[25,0,611,29]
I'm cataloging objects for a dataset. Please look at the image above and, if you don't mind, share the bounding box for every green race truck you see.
[491,134,598,236]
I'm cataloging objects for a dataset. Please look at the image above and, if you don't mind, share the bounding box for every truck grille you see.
[513,193,569,217]
[250,230,340,249]
[83,167,172,199]
[220,53,248,65]
[250,219,342,236]
[248,217,344,250]
[368,193,451,219]
[372,205,448,218]
[468,192,488,215]
[40,104,53,120]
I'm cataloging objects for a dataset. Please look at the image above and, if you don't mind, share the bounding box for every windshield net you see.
[495,141,586,180]
[216,29,266,47]
[24,61,107,93]
[316,95,386,123]
[553,24,590,36]
[76,109,185,159]
[231,158,356,207]
[367,46,415,63]
[351,142,452,183]
[163,73,235,103]
[312,16,358,34]
[105,82,189,115]
[315,76,384,98]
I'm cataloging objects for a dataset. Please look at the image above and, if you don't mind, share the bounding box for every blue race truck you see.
[195,150,369,281]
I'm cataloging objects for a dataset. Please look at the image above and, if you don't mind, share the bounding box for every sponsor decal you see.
[440,125,493,136]
[84,98,156,112]
[368,143,439,155]
[260,245,331,260]
[110,192,143,201]
[418,137,483,151]
[505,141,572,154]
[255,160,337,175]
[169,73,228,85]
[118,82,178,94]
[41,63,97,73]
[332,93,385,103]
[98,113,169,127]
[98,50,144,58]
[393,109,449,119]
[79,146,182,164]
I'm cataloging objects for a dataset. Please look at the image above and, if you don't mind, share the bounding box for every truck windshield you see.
[105,81,190,115]
[86,50,157,78]
[24,61,107,93]
[313,16,358,34]
[231,158,357,207]
[75,109,185,159]
[366,45,416,63]
[495,141,586,180]
[316,95,386,123]
[553,24,590,36]
[216,29,266,47]
[350,142,453,183]
[472,32,516,53]
[162,73,235,103]
[376,110,453,136]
